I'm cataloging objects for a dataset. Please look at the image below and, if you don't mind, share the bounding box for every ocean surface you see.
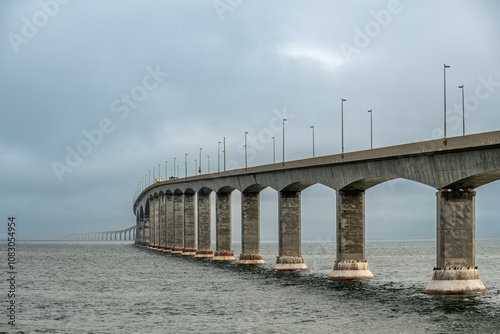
[1,239,500,333]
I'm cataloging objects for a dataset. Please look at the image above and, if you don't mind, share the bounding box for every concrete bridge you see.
[133,131,500,295]
[67,226,136,241]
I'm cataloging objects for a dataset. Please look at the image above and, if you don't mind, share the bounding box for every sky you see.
[1,0,500,241]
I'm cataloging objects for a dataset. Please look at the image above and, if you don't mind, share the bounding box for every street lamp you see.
[173,158,176,178]
[185,154,188,178]
[199,148,202,174]
[218,141,221,173]
[272,136,275,163]
[444,64,451,138]
[223,137,226,171]
[194,159,197,175]
[282,118,287,164]
[368,110,373,149]
[310,125,315,157]
[341,98,347,153]
[149,170,151,185]
[158,164,161,180]
[165,161,168,180]
[458,85,465,135]
[245,131,248,169]
[207,155,210,173]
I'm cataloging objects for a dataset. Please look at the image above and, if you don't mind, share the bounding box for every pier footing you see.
[423,268,487,295]
[272,256,308,271]
[327,261,374,281]
[194,250,214,258]
[181,248,197,256]
[212,251,237,262]
[171,248,183,254]
[236,254,265,266]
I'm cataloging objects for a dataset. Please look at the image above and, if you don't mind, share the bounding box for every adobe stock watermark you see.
[339,0,409,64]
[7,0,71,54]
[51,64,168,182]
[212,0,244,21]
[225,106,296,170]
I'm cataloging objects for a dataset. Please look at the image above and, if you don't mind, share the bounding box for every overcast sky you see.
[1,0,500,241]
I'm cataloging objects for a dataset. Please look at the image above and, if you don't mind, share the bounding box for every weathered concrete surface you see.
[194,189,213,258]
[329,190,374,280]
[171,192,184,254]
[424,189,486,294]
[237,192,265,265]
[423,268,487,294]
[272,191,308,271]
[159,194,166,250]
[164,193,174,252]
[182,192,197,256]
[143,218,150,247]
[213,191,237,261]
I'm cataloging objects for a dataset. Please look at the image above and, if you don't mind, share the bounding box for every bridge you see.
[133,131,500,295]
[67,226,136,241]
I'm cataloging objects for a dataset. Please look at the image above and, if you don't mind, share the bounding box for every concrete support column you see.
[148,197,156,249]
[272,191,308,271]
[144,218,151,247]
[328,190,374,280]
[237,192,265,265]
[213,191,237,261]
[153,195,160,249]
[424,189,486,294]
[164,193,174,252]
[159,194,166,250]
[194,190,214,258]
[182,192,197,256]
[171,192,185,254]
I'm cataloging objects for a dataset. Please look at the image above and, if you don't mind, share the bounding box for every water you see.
[2,239,500,333]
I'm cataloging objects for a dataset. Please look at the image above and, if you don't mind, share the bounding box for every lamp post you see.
[341,98,347,153]
[368,110,373,149]
[158,164,161,181]
[153,167,155,182]
[149,170,151,185]
[165,161,167,180]
[199,148,202,174]
[177,166,179,178]
[272,136,275,163]
[218,141,221,173]
[282,118,287,164]
[444,64,450,138]
[185,154,188,178]
[310,125,315,157]
[458,85,465,135]
[245,131,248,169]
[223,137,226,171]
[207,155,210,174]
[194,159,197,175]
[173,158,176,178]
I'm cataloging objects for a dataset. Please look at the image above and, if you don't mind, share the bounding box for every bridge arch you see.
[445,170,500,189]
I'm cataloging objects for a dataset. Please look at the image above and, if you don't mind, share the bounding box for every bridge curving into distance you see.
[67,226,136,241]
[133,131,500,295]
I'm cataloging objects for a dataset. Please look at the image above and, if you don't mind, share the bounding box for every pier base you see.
[181,248,197,256]
[171,248,183,254]
[423,268,487,295]
[236,254,265,266]
[163,247,172,253]
[194,250,214,258]
[212,251,237,262]
[328,261,374,281]
[272,256,308,271]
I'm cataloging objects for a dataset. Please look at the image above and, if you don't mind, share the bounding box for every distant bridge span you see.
[67,226,136,241]
[133,131,500,294]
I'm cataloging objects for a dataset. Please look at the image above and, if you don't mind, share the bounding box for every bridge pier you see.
[213,190,237,261]
[159,194,166,250]
[328,190,374,281]
[171,192,185,254]
[182,192,197,256]
[148,196,157,249]
[424,189,487,294]
[237,191,265,265]
[194,189,214,258]
[144,218,151,247]
[272,191,308,271]
[164,192,174,252]
[153,195,160,249]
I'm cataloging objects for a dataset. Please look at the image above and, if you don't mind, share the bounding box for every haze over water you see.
[3,239,500,333]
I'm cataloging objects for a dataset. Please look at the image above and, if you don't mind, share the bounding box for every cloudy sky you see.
[1,0,500,241]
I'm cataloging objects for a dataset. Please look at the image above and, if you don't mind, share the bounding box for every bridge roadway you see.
[133,131,500,295]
